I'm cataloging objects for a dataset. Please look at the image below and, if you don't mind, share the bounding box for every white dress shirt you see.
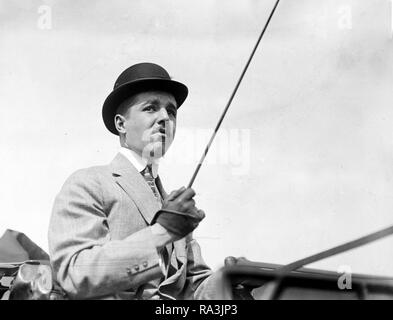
[119,147,159,178]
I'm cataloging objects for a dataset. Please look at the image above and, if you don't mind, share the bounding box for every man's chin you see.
[141,142,170,159]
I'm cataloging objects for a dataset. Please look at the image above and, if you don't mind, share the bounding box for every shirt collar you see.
[119,147,159,178]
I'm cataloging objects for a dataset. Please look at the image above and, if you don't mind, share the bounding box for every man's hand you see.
[163,186,198,214]
[151,186,205,245]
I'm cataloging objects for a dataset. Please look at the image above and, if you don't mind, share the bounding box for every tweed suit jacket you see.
[48,153,213,299]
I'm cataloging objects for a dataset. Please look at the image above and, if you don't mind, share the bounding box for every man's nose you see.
[157,108,170,123]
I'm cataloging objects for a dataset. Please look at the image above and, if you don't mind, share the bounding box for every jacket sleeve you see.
[48,169,165,299]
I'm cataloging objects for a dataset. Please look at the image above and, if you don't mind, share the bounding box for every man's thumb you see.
[166,186,186,201]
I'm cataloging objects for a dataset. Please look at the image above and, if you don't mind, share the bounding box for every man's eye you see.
[168,109,177,117]
[144,106,155,112]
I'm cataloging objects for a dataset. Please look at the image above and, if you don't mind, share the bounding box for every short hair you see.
[115,90,177,118]
[115,95,138,118]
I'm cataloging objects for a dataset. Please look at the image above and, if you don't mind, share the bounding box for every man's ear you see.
[114,114,127,134]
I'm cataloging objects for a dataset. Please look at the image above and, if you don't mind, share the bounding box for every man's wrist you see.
[150,223,173,250]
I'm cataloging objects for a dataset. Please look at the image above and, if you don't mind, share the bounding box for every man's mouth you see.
[150,131,166,142]
[154,128,166,136]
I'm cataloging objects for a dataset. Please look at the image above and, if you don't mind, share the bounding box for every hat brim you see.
[102,78,188,135]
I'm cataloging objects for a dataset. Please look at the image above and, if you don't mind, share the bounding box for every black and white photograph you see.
[1,0,393,306]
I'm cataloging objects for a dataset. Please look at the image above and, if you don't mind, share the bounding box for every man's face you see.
[117,90,177,159]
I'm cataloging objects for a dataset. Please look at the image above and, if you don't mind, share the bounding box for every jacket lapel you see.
[110,153,160,225]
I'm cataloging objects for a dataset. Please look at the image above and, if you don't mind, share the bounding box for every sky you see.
[1,0,393,278]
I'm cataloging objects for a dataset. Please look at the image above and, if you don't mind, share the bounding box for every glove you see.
[152,208,204,238]
[152,187,205,238]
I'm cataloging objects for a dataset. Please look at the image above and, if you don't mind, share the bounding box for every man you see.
[48,62,214,300]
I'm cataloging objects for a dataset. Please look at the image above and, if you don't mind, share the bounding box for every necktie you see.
[140,164,173,278]
[141,164,162,203]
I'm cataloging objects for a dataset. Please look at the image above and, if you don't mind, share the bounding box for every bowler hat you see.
[102,62,188,135]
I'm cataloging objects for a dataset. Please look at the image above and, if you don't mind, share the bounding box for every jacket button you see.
[143,261,148,268]
[134,265,140,272]
[126,268,132,275]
